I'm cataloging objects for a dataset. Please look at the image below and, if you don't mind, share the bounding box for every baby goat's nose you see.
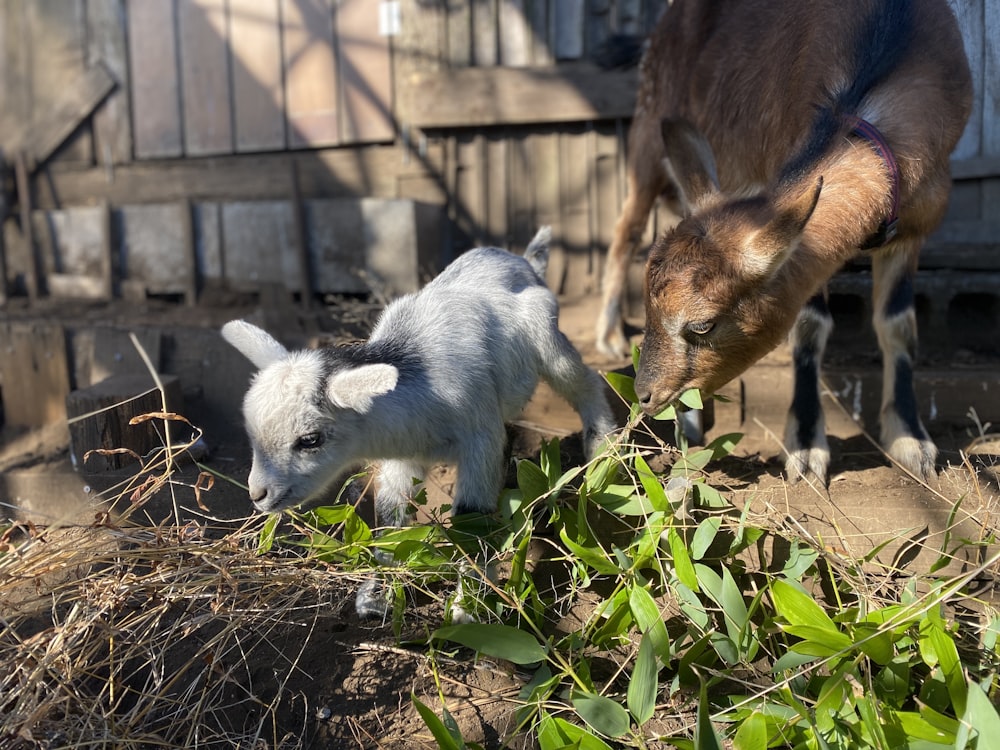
[249,486,267,506]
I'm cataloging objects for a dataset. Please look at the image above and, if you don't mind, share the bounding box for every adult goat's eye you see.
[294,432,324,451]
[686,320,715,336]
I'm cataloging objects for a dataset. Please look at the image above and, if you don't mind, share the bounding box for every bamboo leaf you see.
[679,389,704,410]
[732,710,767,750]
[669,528,700,591]
[771,579,839,633]
[433,623,547,665]
[629,584,672,661]
[605,371,638,404]
[538,713,615,750]
[411,694,464,750]
[571,689,631,738]
[627,632,658,725]
[695,680,724,750]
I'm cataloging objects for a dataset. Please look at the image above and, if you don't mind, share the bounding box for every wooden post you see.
[0,150,8,306]
[179,198,198,305]
[66,373,183,472]
[14,152,39,302]
[289,160,312,310]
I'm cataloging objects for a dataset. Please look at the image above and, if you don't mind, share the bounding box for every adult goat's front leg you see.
[872,248,937,481]
[784,294,834,483]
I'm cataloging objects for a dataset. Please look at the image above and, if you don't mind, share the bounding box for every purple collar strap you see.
[843,114,900,249]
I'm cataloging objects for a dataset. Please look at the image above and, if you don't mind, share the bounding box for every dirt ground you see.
[1,292,998,748]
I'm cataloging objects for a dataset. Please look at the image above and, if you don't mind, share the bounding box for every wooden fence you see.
[0,0,996,307]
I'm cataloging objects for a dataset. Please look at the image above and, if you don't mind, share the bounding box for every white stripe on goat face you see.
[243,351,335,511]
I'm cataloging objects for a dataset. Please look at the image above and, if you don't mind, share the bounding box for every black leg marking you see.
[790,294,830,449]
[884,272,914,320]
[791,349,821,449]
[893,355,928,440]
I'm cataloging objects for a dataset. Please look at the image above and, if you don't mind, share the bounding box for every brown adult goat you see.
[596,0,972,483]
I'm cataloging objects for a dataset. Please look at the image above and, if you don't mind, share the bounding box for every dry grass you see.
[0,507,360,749]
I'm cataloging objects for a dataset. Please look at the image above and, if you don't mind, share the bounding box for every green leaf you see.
[257,513,280,553]
[538,713,615,750]
[433,623,547,665]
[918,613,966,716]
[690,517,722,560]
[732,710,768,750]
[411,694,464,750]
[653,403,678,421]
[627,632,658,725]
[634,453,669,512]
[571,689,631,738]
[892,709,957,744]
[705,432,742,460]
[696,564,748,646]
[517,459,551,503]
[559,526,621,575]
[628,584,672,661]
[962,679,1000,747]
[668,527,700,591]
[695,680,724,750]
[605,371,638,404]
[771,579,839,633]
[679,389,704,410]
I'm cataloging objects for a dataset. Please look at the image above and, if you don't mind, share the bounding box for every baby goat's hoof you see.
[355,577,391,619]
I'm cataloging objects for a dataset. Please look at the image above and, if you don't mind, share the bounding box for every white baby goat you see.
[222,227,616,619]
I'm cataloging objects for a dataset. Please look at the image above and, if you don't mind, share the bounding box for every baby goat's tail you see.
[523,226,552,280]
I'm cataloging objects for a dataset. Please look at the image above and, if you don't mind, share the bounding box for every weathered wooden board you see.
[397,63,639,128]
[283,0,340,148]
[13,63,115,172]
[127,0,183,158]
[338,0,394,143]
[447,0,472,67]
[33,204,112,299]
[552,0,585,60]
[221,201,299,290]
[71,327,163,389]
[37,144,437,208]
[559,128,595,293]
[529,0,553,65]
[499,0,532,67]
[87,0,132,165]
[230,0,285,152]
[485,134,508,247]
[472,0,498,67]
[27,0,92,165]
[178,0,233,155]
[117,203,190,295]
[0,322,71,428]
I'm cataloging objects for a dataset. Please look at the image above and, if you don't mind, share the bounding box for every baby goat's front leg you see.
[355,459,423,619]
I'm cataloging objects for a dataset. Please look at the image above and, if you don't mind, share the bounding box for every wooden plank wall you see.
[125,0,394,158]
[0,0,996,305]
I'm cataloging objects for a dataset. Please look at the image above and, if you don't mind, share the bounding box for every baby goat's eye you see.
[294,432,324,451]
[686,320,715,336]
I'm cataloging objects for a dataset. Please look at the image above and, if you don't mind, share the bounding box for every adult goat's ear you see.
[660,118,721,214]
[740,176,823,280]
[327,364,399,413]
[221,320,289,370]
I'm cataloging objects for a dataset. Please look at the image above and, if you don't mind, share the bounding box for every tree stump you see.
[66,373,182,471]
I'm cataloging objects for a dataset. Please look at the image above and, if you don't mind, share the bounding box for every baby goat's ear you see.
[221,320,289,370]
[327,364,399,413]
